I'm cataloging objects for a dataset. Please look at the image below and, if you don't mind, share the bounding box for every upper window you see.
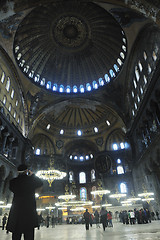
[6,77,10,92]
[117,166,124,175]
[91,169,96,182]
[120,182,127,193]
[79,172,86,184]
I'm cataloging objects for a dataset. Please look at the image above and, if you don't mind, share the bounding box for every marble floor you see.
[1,221,160,240]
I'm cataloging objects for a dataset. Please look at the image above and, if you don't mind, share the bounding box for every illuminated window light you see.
[11,89,14,99]
[3,96,6,105]
[23,65,29,73]
[140,87,143,94]
[122,45,126,52]
[29,70,34,78]
[133,79,137,89]
[148,64,152,74]
[53,84,57,91]
[66,85,71,93]
[70,155,73,160]
[73,85,78,93]
[106,120,111,126]
[40,78,45,86]
[80,85,85,93]
[143,51,147,60]
[86,83,91,91]
[104,74,110,83]
[114,64,119,72]
[46,124,50,130]
[15,100,18,107]
[113,144,118,150]
[34,74,40,82]
[138,61,143,72]
[99,78,104,86]
[94,127,98,133]
[80,156,84,161]
[134,103,137,110]
[117,166,124,174]
[92,81,98,89]
[120,52,125,59]
[36,149,40,155]
[152,51,157,61]
[1,72,5,83]
[77,130,82,136]
[60,129,64,135]
[117,58,122,66]
[132,110,135,116]
[144,75,147,84]
[59,85,64,92]
[123,38,126,43]
[8,104,12,112]
[86,155,89,160]
[132,91,134,98]
[117,159,121,164]
[120,183,127,193]
[90,154,93,158]
[137,95,140,102]
[17,53,22,60]
[109,69,115,78]
[15,46,19,53]
[46,81,51,89]
[74,156,78,160]
[120,142,125,149]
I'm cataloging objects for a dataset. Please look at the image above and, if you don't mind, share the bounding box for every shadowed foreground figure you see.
[6,164,43,240]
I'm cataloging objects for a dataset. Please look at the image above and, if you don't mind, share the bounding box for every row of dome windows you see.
[15,39,126,94]
[131,49,158,117]
[35,142,126,156]
[45,120,111,136]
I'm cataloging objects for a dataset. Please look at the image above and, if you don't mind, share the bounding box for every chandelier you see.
[91,190,110,200]
[58,194,76,202]
[36,169,66,187]
[36,155,66,187]
[109,193,126,202]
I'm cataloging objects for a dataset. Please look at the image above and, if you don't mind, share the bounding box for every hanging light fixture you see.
[36,155,67,187]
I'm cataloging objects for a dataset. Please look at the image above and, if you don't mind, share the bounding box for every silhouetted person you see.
[6,164,43,240]
[2,214,7,230]
[83,209,90,230]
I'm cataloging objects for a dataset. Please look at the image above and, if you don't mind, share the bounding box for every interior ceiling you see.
[13,1,127,93]
[1,0,159,156]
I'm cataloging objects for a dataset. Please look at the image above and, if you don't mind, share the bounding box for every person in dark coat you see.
[83,209,90,230]
[100,207,108,231]
[2,213,7,230]
[6,164,43,240]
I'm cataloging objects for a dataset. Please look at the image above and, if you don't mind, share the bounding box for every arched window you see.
[6,77,10,92]
[69,171,74,183]
[120,182,127,193]
[79,172,86,184]
[80,187,87,200]
[11,89,14,99]
[1,72,5,83]
[91,169,96,182]
[35,148,40,155]
[117,166,124,174]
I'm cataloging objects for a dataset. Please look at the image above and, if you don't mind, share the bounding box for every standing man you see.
[6,164,43,240]
[83,209,90,230]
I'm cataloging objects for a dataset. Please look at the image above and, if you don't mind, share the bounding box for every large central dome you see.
[13,1,127,94]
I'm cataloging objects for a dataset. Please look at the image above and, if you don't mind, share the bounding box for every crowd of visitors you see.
[83,207,113,231]
[119,208,158,225]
